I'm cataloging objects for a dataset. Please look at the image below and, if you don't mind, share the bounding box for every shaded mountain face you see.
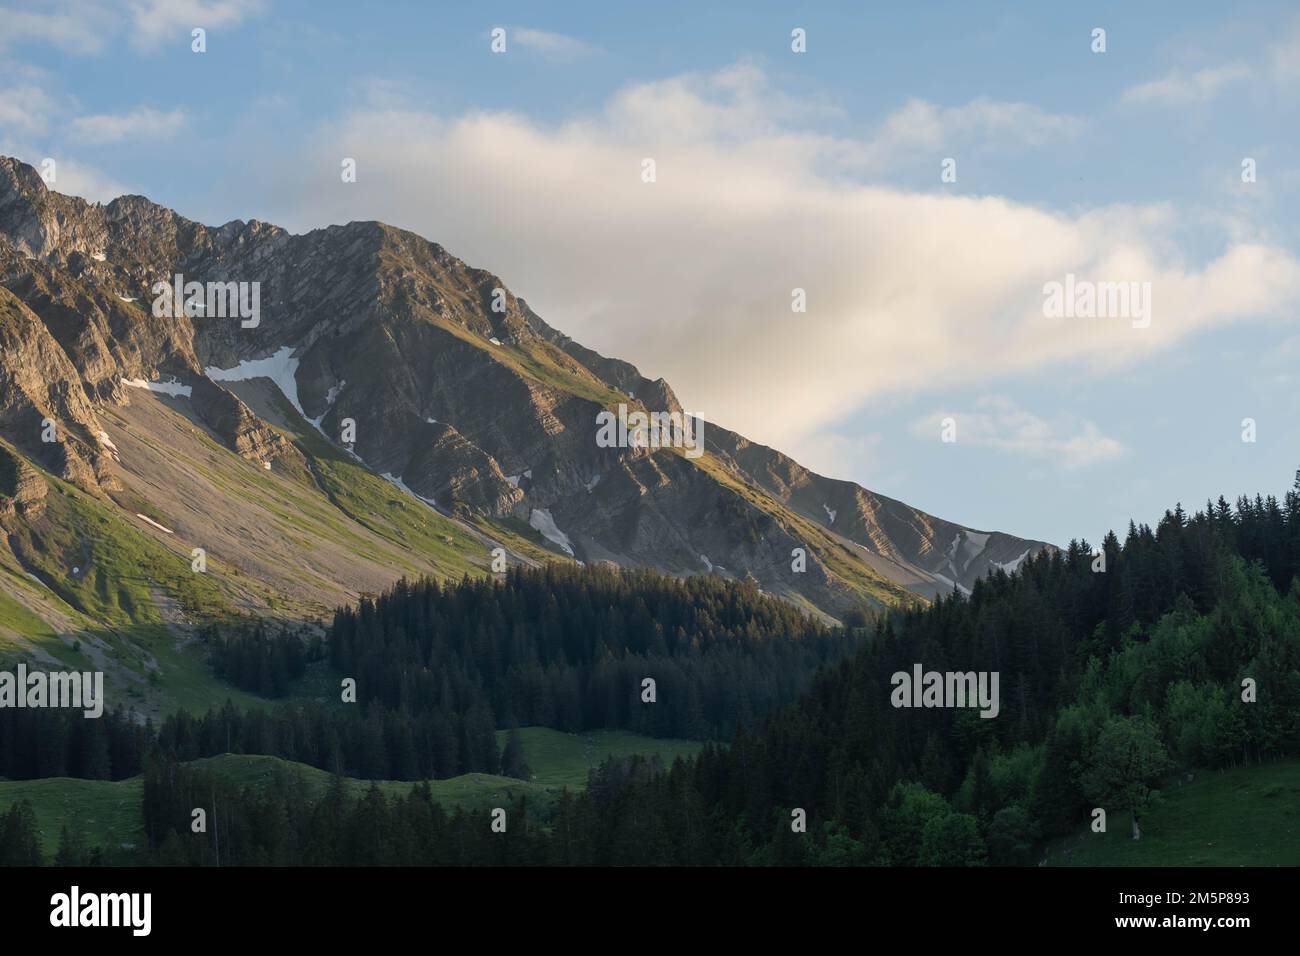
[0,154,1051,628]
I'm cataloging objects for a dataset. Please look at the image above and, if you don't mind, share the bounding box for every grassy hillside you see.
[0,727,703,858]
[3,466,228,628]
[5,749,1295,866]
[185,753,551,809]
[0,386,569,717]
[0,573,66,651]
[0,775,143,859]
[0,446,272,717]
[1046,760,1300,866]
[498,726,704,789]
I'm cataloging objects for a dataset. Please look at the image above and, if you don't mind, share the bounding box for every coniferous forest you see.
[2,480,1299,865]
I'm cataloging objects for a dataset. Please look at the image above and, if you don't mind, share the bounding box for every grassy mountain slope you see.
[0,378,564,711]
[1045,760,1300,866]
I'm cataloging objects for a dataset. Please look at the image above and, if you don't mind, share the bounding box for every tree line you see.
[325,563,851,740]
[5,476,1299,865]
[0,564,851,785]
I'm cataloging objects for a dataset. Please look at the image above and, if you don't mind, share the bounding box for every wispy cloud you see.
[1122,21,1300,108]
[47,158,133,203]
[126,0,265,50]
[511,27,598,61]
[912,398,1126,469]
[0,2,110,55]
[0,0,263,55]
[237,63,1300,462]
[860,96,1083,164]
[1271,22,1300,86]
[67,106,187,143]
[1121,64,1249,107]
[0,83,58,134]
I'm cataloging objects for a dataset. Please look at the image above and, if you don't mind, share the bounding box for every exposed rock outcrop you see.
[0,153,1053,616]
[191,376,304,470]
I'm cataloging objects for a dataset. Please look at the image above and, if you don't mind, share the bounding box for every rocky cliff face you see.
[0,154,1052,618]
[0,445,48,520]
[189,376,306,471]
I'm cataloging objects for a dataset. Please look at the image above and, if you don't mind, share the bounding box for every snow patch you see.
[308,380,346,430]
[426,417,438,424]
[962,531,991,561]
[931,571,972,597]
[488,336,502,346]
[699,554,713,572]
[529,509,574,555]
[946,530,991,573]
[823,503,837,524]
[584,474,601,492]
[91,252,106,262]
[995,549,1031,575]
[123,377,192,398]
[135,514,174,534]
[206,346,303,417]
[380,472,438,509]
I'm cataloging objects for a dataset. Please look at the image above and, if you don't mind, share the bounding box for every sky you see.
[1,0,1298,548]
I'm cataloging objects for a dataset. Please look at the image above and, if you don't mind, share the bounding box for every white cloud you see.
[352,77,412,111]
[1121,64,1249,107]
[67,106,186,143]
[250,63,1299,469]
[511,27,597,61]
[126,0,264,50]
[859,96,1082,166]
[913,398,1125,470]
[0,84,57,134]
[0,0,262,54]
[0,75,130,203]
[602,62,841,143]
[48,158,132,203]
[1271,24,1300,86]
[0,3,110,55]
[1123,23,1300,107]
[0,135,133,206]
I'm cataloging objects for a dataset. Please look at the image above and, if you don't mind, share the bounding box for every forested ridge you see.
[326,563,850,740]
[1,563,849,784]
[3,480,1299,865]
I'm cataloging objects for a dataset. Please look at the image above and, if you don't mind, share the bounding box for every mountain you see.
[0,153,1050,664]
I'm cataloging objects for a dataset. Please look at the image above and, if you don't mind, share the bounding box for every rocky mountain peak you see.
[0,152,1053,619]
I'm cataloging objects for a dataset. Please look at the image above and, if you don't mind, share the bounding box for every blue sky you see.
[2,0,1298,547]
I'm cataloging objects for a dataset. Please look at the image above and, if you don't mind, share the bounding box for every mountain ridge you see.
[0,154,1052,641]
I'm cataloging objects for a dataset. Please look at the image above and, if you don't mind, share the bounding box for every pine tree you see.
[0,801,43,866]
[501,724,531,780]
